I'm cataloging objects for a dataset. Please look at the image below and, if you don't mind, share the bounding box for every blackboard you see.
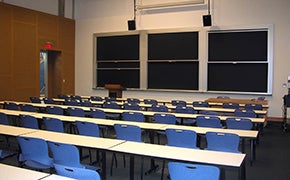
[148,62,199,90]
[97,35,139,60]
[208,63,268,92]
[96,34,140,88]
[209,31,267,61]
[148,32,198,60]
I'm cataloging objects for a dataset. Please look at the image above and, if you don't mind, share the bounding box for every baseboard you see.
[267,116,287,122]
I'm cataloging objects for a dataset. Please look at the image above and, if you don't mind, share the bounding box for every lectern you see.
[104,84,125,98]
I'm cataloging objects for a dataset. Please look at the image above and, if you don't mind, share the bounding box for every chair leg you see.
[110,153,118,176]
[161,160,165,180]
[141,157,144,180]
[123,154,126,168]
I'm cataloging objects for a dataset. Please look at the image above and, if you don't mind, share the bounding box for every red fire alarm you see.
[45,42,53,50]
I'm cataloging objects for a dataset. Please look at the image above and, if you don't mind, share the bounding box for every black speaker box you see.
[203,15,212,26]
[128,20,136,30]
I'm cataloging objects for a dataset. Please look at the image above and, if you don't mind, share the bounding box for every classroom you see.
[0,0,290,180]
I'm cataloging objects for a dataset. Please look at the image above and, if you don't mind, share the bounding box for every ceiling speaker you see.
[203,15,212,26]
[128,20,136,30]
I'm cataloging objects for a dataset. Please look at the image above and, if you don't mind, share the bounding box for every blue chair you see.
[245,104,263,110]
[67,107,85,117]
[80,100,93,107]
[30,97,42,103]
[257,96,265,100]
[58,94,70,100]
[175,106,196,125]
[122,112,144,122]
[43,117,64,133]
[168,162,220,180]
[111,124,143,177]
[127,98,140,105]
[90,96,103,101]
[90,108,107,137]
[46,106,64,115]
[4,102,18,110]
[17,137,53,170]
[103,101,120,119]
[154,113,176,144]
[104,97,116,102]
[0,112,9,125]
[64,100,79,106]
[171,100,186,107]
[192,101,209,107]
[144,99,158,105]
[205,132,241,153]
[19,104,35,112]
[200,110,219,116]
[152,105,168,112]
[234,109,256,118]
[196,116,222,128]
[124,103,142,110]
[76,121,100,163]
[19,115,39,129]
[54,164,101,180]
[222,103,240,109]
[43,98,55,104]
[226,117,253,130]
[166,128,198,149]
[47,141,100,171]
[71,95,82,101]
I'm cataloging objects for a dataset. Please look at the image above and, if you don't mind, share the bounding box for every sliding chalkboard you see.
[208,63,268,92]
[97,35,139,60]
[96,34,140,88]
[148,62,199,90]
[148,32,198,60]
[209,31,267,61]
[97,69,139,88]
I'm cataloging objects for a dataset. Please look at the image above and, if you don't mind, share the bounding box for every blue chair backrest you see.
[0,112,9,125]
[166,128,197,149]
[217,96,230,99]
[90,96,103,101]
[20,104,35,112]
[222,103,240,109]
[103,101,119,109]
[43,117,64,133]
[67,107,85,117]
[168,162,220,180]
[206,132,240,153]
[47,141,83,167]
[196,116,222,128]
[30,97,41,103]
[192,101,209,107]
[19,115,39,129]
[80,100,93,107]
[76,121,100,137]
[226,117,253,130]
[58,94,70,100]
[43,98,55,104]
[46,106,64,115]
[71,95,82,101]
[54,164,100,180]
[245,104,263,110]
[122,112,144,122]
[4,102,18,110]
[152,105,168,112]
[175,106,196,114]
[144,99,158,105]
[127,98,140,104]
[171,100,186,107]
[64,100,79,106]
[114,124,142,142]
[234,109,256,118]
[104,97,116,102]
[17,137,52,167]
[154,113,176,125]
[124,103,142,110]
[90,108,106,119]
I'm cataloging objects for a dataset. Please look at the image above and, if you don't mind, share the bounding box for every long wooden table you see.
[0,125,246,180]
[205,98,268,108]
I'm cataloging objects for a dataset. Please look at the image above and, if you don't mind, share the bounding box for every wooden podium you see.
[104,84,125,98]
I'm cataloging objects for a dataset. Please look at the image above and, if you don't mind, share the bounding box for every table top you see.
[22,129,126,150]
[110,141,246,167]
[205,98,268,107]
[0,124,37,136]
